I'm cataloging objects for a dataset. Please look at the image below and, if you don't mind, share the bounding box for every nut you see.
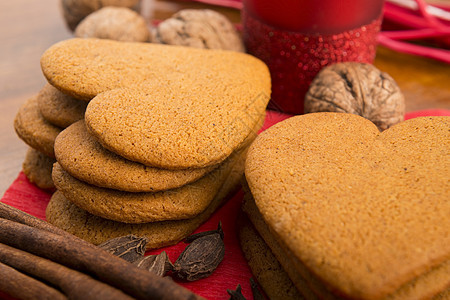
[75,7,149,42]
[151,9,244,52]
[305,62,405,131]
[61,0,140,31]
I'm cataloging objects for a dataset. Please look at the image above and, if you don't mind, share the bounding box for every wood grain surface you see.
[0,0,449,196]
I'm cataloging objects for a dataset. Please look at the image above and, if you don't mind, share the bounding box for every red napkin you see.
[1,109,449,299]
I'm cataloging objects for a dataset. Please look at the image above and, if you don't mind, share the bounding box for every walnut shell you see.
[151,9,244,52]
[305,62,405,131]
[61,0,140,31]
[74,7,149,42]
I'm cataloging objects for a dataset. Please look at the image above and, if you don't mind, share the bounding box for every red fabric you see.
[1,109,449,299]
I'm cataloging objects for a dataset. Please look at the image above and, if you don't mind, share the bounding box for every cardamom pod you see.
[133,251,173,277]
[185,222,224,242]
[227,284,246,300]
[98,234,148,263]
[173,222,225,281]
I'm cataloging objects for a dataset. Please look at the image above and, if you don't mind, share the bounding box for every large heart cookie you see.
[41,39,270,168]
[245,113,449,299]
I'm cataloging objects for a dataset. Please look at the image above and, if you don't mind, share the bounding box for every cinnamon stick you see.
[0,243,133,300]
[0,202,83,240]
[0,261,67,300]
[0,218,202,300]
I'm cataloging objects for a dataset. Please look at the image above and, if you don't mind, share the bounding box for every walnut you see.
[74,7,149,42]
[151,9,244,52]
[304,62,405,131]
[61,0,140,31]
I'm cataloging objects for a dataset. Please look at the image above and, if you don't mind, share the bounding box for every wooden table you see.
[1,0,449,196]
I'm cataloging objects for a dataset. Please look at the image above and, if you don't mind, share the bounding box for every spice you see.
[0,201,83,240]
[0,261,67,300]
[0,242,132,300]
[227,284,246,300]
[305,62,405,131]
[185,222,224,242]
[74,7,150,42]
[61,0,140,31]
[0,203,203,300]
[151,9,244,52]
[134,251,173,277]
[99,235,148,263]
[174,222,225,281]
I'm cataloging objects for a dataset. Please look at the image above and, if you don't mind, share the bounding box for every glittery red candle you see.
[242,0,384,114]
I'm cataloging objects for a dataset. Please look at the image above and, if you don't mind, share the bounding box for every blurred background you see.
[0,0,449,195]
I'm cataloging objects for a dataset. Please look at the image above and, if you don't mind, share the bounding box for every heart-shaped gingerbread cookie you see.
[245,113,449,299]
[41,39,271,168]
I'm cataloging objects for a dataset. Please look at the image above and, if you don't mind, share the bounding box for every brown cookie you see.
[41,38,270,101]
[245,113,450,299]
[54,120,216,192]
[52,144,250,224]
[241,193,317,300]
[238,215,303,300]
[37,84,87,128]
[433,289,450,300]
[41,38,270,169]
[14,95,62,158]
[243,193,450,300]
[391,261,450,300]
[85,87,266,169]
[22,147,56,190]
[46,146,246,249]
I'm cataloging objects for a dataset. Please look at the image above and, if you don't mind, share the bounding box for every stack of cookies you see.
[31,38,270,248]
[14,84,88,189]
[241,113,449,299]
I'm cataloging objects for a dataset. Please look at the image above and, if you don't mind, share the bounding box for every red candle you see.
[242,0,384,114]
